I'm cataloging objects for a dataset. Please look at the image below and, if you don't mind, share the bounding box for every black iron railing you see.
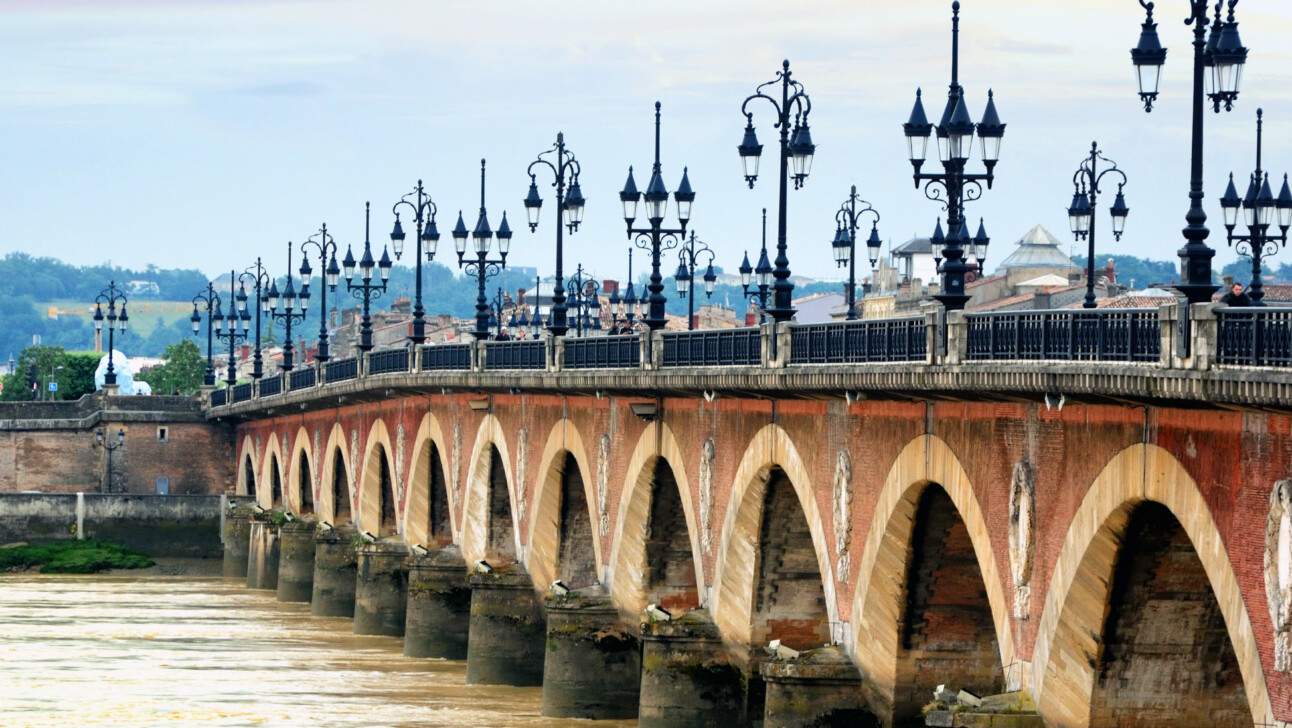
[662,328,761,367]
[232,383,252,403]
[289,367,315,390]
[259,374,283,397]
[326,357,358,383]
[1217,307,1292,367]
[369,348,410,375]
[789,317,927,364]
[422,343,472,371]
[965,309,1160,362]
[484,340,546,370]
[563,335,640,369]
[210,388,227,407]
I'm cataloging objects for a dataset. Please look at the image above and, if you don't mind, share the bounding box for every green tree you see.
[61,352,101,400]
[0,345,65,401]
[136,339,206,395]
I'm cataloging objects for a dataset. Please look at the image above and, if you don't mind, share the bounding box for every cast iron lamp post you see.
[565,264,602,336]
[674,232,716,330]
[524,133,585,337]
[93,282,129,388]
[608,248,641,332]
[1066,143,1130,308]
[620,102,694,331]
[831,187,883,320]
[238,259,269,379]
[189,282,219,386]
[390,180,442,343]
[212,270,251,386]
[739,208,774,322]
[457,160,512,341]
[342,203,394,353]
[299,224,341,361]
[1218,109,1292,305]
[902,2,1005,311]
[266,241,310,372]
[737,61,816,323]
[1130,0,1248,303]
[95,427,125,494]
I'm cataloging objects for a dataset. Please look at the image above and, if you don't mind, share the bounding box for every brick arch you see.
[402,412,456,548]
[607,421,704,619]
[286,427,315,516]
[318,422,354,526]
[849,434,1016,723]
[238,434,259,497]
[259,431,286,509]
[1031,443,1273,728]
[459,414,516,565]
[357,419,398,537]
[526,418,600,591]
[712,422,837,646]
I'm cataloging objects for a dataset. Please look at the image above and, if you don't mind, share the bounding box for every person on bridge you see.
[1220,282,1252,307]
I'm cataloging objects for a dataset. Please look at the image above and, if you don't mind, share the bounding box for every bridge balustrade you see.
[368,348,411,376]
[661,328,761,368]
[289,367,315,390]
[326,357,358,383]
[483,340,546,370]
[422,343,472,371]
[562,335,640,370]
[231,383,252,403]
[964,309,1160,363]
[789,317,927,365]
[210,388,227,407]
[259,374,283,397]
[1217,307,1292,367]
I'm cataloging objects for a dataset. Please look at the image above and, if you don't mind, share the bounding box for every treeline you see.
[0,252,208,301]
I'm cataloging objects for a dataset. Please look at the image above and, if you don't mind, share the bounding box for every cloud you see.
[235,81,324,97]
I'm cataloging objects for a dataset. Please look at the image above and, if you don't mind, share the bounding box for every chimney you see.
[1033,290,1052,310]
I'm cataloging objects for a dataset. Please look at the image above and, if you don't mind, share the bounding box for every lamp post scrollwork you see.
[93,282,129,388]
[390,180,441,344]
[299,224,340,361]
[831,187,882,321]
[342,203,393,353]
[457,160,512,341]
[524,133,584,337]
[1218,109,1292,305]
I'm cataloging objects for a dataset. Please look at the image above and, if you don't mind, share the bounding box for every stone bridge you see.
[213,309,1292,727]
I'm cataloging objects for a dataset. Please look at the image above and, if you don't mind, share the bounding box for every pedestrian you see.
[1220,282,1252,306]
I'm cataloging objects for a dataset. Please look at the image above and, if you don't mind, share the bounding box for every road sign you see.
[48,382,58,392]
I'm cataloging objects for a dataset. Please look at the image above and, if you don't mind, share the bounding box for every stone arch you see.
[260,432,285,509]
[1031,443,1273,728]
[849,434,1015,725]
[238,434,258,497]
[403,413,456,548]
[712,423,837,647]
[318,423,353,526]
[459,414,516,565]
[608,421,705,619]
[526,418,601,590]
[357,419,398,538]
[286,427,315,516]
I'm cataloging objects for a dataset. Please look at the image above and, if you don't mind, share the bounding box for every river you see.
[0,575,638,727]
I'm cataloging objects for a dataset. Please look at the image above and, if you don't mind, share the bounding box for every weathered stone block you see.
[465,565,545,686]
[311,525,357,618]
[638,609,747,728]
[353,538,409,636]
[404,547,471,659]
[275,519,316,602]
[540,592,640,720]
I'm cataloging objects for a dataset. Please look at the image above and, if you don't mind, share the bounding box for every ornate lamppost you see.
[902,2,1006,311]
[1218,109,1292,305]
[674,232,716,331]
[266,241,310,372]
[238,258,269,379]
[456,160,512,341]
[95,427,125,493]
[1130,0,1248,303]
[831,187,883,320]
[213,270,251,386]
[565,264,602,337]
[524,133,585,337]
[737,61,815,323]
[93,282,129,388]
[299,224,341,361]
[189,282,219,386]
[1066,143,1130,308]
[342,203,394,353]
[390,180,442,343]
[739,208,774,322]
[619,102,695,331]
[608,248,641,333]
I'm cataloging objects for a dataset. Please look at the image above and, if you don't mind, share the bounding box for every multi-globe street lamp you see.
[342,203,393,353]
[831,187,883,321]
[739,208,774,322]
[737,61,816,323]
[674,232,716,331]
[902,1,1005,311]
[390,180,442,344]
[457,160,513,341]
[1066,143,1130,308]
[213,270,251,386]
[1218,109,1292,305]
[189,281,219,387]
[1130,0,1248,303]
[620,102,694,331]
[565,264,602,337]
[266,242,309,371]
[524,133,585,337]
[238,258,270,379]
[298,224,341,361]
[607,248,641,333]
[93,282,129,388]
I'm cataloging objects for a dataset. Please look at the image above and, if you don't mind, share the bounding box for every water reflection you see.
[0,576,637,727]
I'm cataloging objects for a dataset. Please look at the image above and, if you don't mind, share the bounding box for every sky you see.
[2,0,1292,287]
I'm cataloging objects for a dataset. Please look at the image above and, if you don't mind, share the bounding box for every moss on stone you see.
[0,539,154,574]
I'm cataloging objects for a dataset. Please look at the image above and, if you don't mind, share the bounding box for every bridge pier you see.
[404,547,471,659]
[275,520,316,603]
[540,593,641,720]
[760,646,875,728]
[246,518,280,591]
[222,504,253,579]
[311,525,358,618]
[465,566,546,686]
[638,609,748,728]
[353,539,409,636]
